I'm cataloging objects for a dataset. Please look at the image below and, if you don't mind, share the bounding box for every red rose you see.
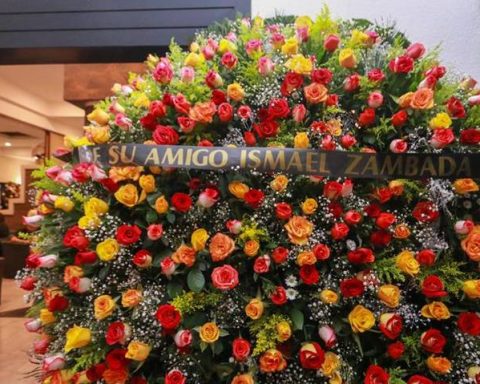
[171,192,192,213]
[391,110,408,127]
[406,42,425,60]
[364,365,389,384]
[270,286,287,305]
[132,249,152,268]
[344,210,362,226]
[299,342,325,370]
[323,181,343,200]
[74,250,97,265]
[347,248,375,264]
[217,102,234,122]
[407,375,433,384]
[272,247,289,264]
[331,222,349,240]
[430,128,454,149]
[211,89,227,105]
[237,105,252,119]
[106,348,128,369]
[364,203,382,218]
[341,134,357,149]
[425,65,446,79]
[344,73,360,92]
[254,255,271,274]
[63,226,89,250]
[221,52,238,69]
[116,224,142,246]
[177,117,196,133]
[86,363,106,382]
[313,244,330,261]
[312,68,333,84]
[172,94,191,114]
[211,265,239,291]
[106,321,127,345]
[281,72,304,96]
[374,187,393,203]
[416,249,436,266]
[165,369,186,384]
[412,201,439,223]
[156,304,182,331]
[328,202,344,218]
[376,212,396,229]
[458,312,480,336]
[140,113,156,130]
[340,278,364,298]
[387,341,405,359]
[299,265,320,285]
[244,131,257,146]
[20,276,37,291]
[388,55,414,73]
[153,125,179,145]
[420,328,446,354]
[421,275,447,298]
[358,108,376,127]
[244,189,265,209]
[232,338,251,361]
[131,377,147,384]
[460,128,480,145]
[149,100,167,118]
[268,98,290,119]
[198,139,212,146]
[367,68,385,82]
[324,34,340,52]
[446,96,466,118]
[253,119,280,138]
[326,94,339,106]
[379,314,403,340]
[370,230,392,248]
[100,178,119,193]
[47,295,69,312]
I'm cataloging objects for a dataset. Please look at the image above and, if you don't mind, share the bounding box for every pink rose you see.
[211,265,239,291]
[430,128,454,149]
[221,52,238,69]
[33,338,50,354]
[258,56,275,76]
[341,134,357,149]
[114,113,132,130]
[343,74,360,92]
[292,104,307,122]
[454,220,474,235]
[324,34,340,52]
[253,255,271,274]
[198,188,219,208]
[68,277,91,293]
[161,257,176,277]
[24,318,42,332]
[342,179,353,197]
[174,329,193,349]
[245,39,262,56]
[22,214,43,226]
[42,353,65,372]
[153,58,174,84]
[367,92,384,108]
[389,139,408,153]
[205,70,223,88]
[226,220,242,234]
[237,105,252,120]
[180,66,195,83]
[38,254,58,268]
[318,325,337,348]
[406,42,426,60]
[147,224,164,240]
[468,94,480,106]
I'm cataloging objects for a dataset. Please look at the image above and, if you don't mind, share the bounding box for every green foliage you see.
[249,314,292,356]
[373,257,405,284]
[72,344,106,371]
[465,105,480,127]
[401,333,423,366]
[170,291,222,315]
[310,5,339,45]
[31,159,65,194]
[417,259,470,295]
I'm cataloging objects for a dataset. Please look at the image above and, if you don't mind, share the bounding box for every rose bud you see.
[133,250,152,268]
[20,276,37,291]
[161,256,176,277]
[318,325,337,348]
[418,75,437,89]
[406,42,426,60]
[174,329,193,349]
[237,105,252,120]
[165,369,186,384]
[454,220,474,235]
[460,76,477,90]
[202,44,215,60]
[313,244,330,261]
[387,341,405,359]
[243,131,256,146]
[42,353,65,372]
[69,277,91,293]
[38,254,59,268]
[197,188,219,208]
[147,224,163,241]
[324,34,340,52]
[226,219,242,234]
[114,113,132,130]
[232,338,251,361]
[272,246,289,264]
[24,318,42,333]
[367,91,384,108]
[391,110,408,127]
[23,214,44,226]
[366,31,379,46]
[33,337,50,355]
[389,139,408,153]
[344,210,362,226]
[342,179,353,197]
[343,73,360,92]
[292,104,307,122]
[341,134,357,149]
[221,52,238,69]
[468,94,480,106]
[416,249,436,266]
[180,66,195,83]
[205,70,223,89]
[257,56,275,76]
[331,222,350,240]
[254,254,271,274]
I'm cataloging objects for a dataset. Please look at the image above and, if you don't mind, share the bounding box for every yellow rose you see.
[125,341,151,361]
[139,175,156,193]
[294,132,310,148]
[281,37,299,55]
[65,326,91,352]
[320,289,339,304]
[54,196,74,212]
[134,93,150,108]
[96,238,120,262]
[296,250,316,266]
[109,166,143,182]
[190,42,200,52]
[329,371,343,384]
[348,305,375,333]
[199,322,220,343]
[276,321,292,342]
[389,180,404,196]
[78,214,101,230]
[244,239,260,257]
[350,29,369,46]
[191,228,209,251]
[453,179,479,194]
[64,135,93,149]
[87,108,110,125]
[284,216,314,245]
[184,52,204,67]
[64,265,84,284]
[396,250,420,276]
[114,184,141,207]
[245,298,264,320]
[270,175,289,192]
[227,83,245,102]
[84,197,109,216]
[301,198,318,215]
[326,119,342,136]
[421,301,451,320]
[322,352,341,377]
[40,308,56,325]
[228,181,250,199]
[154,195,169,214]
[462,280,480,299]
[94,295,116,320]
[295,16,313,29]
[426,355,452,375]
[377,284,401,308]
[231,373,254,384]
[218,38,237,54]
[339,48,357,68]
[121,289,143,308]
[285,54,313,75]
[84,125,110,144]
[429,112,452,129]
[38,204,54,215]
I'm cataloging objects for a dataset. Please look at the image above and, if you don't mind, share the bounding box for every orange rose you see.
[398,92,414,109]
[189,101,217,124]
[461,226,480,262]
[393,224,411,239]
[64,265,84,284]
[410,88,434,109]
[245,298,264,320]
[304,82,328,104]
[259,349,287,373]
[103,367,129,384]
[231,373,254,384]
[377,284,401,308]
[284,216,314,245]
[244,239,260,257]
[172,244,197,267]
[426,355,452,375]
[296,250,316,266]
[421,301,451,320]
[453,179,479,194]
[121,289,142,308]
[209,233,235,262]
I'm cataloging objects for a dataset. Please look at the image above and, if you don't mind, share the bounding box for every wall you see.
[0,156,36,184]
[252,0,480,81]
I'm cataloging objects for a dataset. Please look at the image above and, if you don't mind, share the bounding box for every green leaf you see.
[290,308,304,331]
[146,210,158,224]
[166,213,176,224]
[187,268,205,293]
[167,281,183,298]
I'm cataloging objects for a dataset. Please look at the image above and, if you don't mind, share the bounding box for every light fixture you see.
[4,142,12,147]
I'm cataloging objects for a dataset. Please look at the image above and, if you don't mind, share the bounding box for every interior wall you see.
[0,156,36,184]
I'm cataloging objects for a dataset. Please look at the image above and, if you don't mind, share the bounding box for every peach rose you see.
[172,244,197,267]
[426,355,452,375]
[296,250,316,266]
[461,226,480,262]
[244,239,260,257]
[410,88,434,109]
[393,224,411,239]
[189,101,217,124]
[304,82,328,104]
[284,216,314,245]
[398,92,414,109]
[259,349,287,373]
[231,373,254,384]
[209,233,235,262]
[121,289,143,308]
[453,179,479,194]
[270,175,289,192]
[377,284,401,308]
[421,301,451,320]
[245,298,264,320]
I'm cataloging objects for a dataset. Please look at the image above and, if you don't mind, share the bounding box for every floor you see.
[0,279,36,384]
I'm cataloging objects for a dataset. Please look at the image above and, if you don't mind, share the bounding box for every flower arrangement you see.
[18,8,480,384]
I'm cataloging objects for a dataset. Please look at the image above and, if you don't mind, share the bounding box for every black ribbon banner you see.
[76,144,480,179]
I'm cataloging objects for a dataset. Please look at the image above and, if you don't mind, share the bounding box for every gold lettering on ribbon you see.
[247,150,262,168]
[286,151,303,172]
[361,156,379,176]
[119,145,136,164]
[438,156,455,177]
[92,147,101,164]
[108,145,121,165]
[305,152,319,173]
[191,149,209,167]
[264,150,286,170]
[144,148,160,165]
[405,156,419,177]
[380,156,403,175]
[162,148,184,166]
[318,153,331,174]
[345,154,363,175]
[240,149,247,168]
[419,156,437,177]
[456,157,471,177]
[209,150,228,168]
